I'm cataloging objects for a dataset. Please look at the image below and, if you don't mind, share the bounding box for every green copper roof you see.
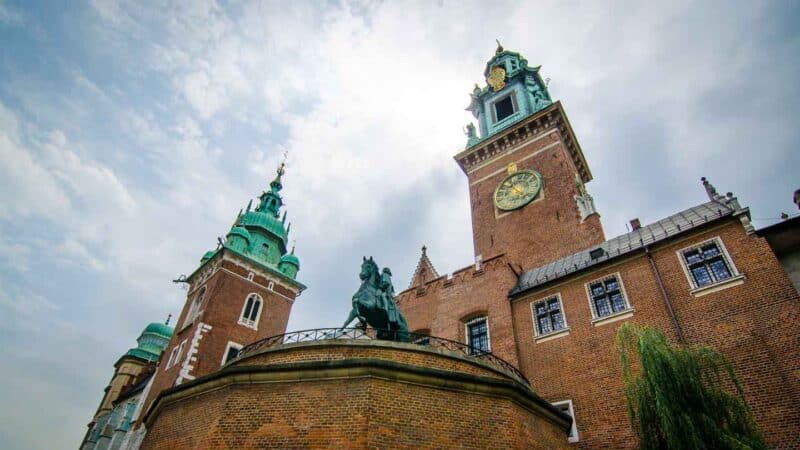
[280,252,300,267]
[201,161,302,279]
[125,322,173,362]
[201,250,217,263]
[227,226,251,241]
[143,322,173,338]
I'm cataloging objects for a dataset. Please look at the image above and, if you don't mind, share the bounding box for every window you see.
[465,317,490,355]
[587,275,630,319]
[182,287,205,329]
[532,295,567,336]
[238,293,263,329]
[494,95,515,122]
[268,281,274,291]
[166,340,186,369]
[247,272,254,281]
[552,400,579,443]
[680,238,737,288]
[221,341,243,366]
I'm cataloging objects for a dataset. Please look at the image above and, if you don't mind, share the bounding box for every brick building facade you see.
[83,43,800,449]
[396,44,800,448]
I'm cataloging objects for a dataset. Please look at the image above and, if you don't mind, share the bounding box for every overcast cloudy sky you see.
[1,0,798,448]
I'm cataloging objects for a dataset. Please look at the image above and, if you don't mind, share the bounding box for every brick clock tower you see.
[457,43,605,271]
[140,162,305,416]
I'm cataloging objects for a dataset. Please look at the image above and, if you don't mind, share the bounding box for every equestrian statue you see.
[343,256,409,341]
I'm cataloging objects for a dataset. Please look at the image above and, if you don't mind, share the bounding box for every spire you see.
[409,245,439,289]
[256,159,287,217]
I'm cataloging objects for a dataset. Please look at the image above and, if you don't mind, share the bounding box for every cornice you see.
[454,101,592,183]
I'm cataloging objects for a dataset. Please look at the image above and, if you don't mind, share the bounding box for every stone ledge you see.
[235,337,527,385]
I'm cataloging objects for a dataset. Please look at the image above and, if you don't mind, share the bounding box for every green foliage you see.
[617,323,767,450]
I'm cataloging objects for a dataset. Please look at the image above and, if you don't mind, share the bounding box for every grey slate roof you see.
[509,200,739,297]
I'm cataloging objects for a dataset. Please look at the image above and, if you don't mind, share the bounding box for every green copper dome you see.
[238,211,288,243]
[125,322,173,362]
[195,160,303,285]
[143,322,173,338]
[227,226,251,241]
[280,252,300,267]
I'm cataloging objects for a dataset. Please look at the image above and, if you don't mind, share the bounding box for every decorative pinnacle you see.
[495,39,504,54]
[165,313,172,326]
[701,177,720,201]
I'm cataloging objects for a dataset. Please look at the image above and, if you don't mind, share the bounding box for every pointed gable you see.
[409,246,439,289]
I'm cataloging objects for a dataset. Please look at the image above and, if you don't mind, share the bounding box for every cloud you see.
[1,1,799,449]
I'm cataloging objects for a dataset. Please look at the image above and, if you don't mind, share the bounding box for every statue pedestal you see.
[141,339,571,449]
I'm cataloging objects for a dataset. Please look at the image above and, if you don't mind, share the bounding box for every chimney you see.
[629,218,641,231]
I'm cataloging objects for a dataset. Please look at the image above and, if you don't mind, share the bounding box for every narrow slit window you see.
[465,317,490,355]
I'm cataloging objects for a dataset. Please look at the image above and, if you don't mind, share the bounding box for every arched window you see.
[238,293,263,329]
[182,287,206,329]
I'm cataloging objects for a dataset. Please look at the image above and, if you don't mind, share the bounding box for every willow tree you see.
[616,323,766,450]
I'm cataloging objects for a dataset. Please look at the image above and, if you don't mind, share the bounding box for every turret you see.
[465,41,553,146]
[279,247,300,279]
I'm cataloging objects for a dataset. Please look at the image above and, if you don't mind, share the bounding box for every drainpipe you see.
[644,246,685,344]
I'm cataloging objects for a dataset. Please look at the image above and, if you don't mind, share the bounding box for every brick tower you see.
[140,161,305,416]
[456,42,605,272]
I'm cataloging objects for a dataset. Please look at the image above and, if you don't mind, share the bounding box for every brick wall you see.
[465,125,604,271]
[141,341,570,450]
[139,251,299,424]
[397,254,520,366]
[509,219,800,449]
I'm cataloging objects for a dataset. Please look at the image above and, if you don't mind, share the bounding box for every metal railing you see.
[236,327,528,384]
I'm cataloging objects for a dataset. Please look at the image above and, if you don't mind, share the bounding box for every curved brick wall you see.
[140,339,571,449]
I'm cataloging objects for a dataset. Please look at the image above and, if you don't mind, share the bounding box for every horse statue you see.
[342,256,409,341]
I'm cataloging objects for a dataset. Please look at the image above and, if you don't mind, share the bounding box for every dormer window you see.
[492,92,517,123]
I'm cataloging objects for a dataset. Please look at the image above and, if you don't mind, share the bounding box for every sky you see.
[0,0,798,448]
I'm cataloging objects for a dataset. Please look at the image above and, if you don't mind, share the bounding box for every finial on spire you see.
[495,39,504,54]
[246,199,253,212]
[165,313,172,326]
[421,245,427,256]
[701,177,721,201]
[291,240,296,254]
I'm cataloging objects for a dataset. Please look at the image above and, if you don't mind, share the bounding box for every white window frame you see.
[585,273,634,325]
[531,293,570,340]
[220,341,244,366]
[238,293,264,330]
[247,272,254,281]
[166,339,186,369]
[267,281,275,291]
[552,400,579,443]
[490,91,518,124]
[464,316,491,354]
[676,236,744,295]
[181,286,206,329]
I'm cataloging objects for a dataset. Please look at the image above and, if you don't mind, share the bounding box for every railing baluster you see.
[229,327,528,384]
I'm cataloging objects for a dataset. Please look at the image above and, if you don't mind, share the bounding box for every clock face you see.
[493,170,542,211]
